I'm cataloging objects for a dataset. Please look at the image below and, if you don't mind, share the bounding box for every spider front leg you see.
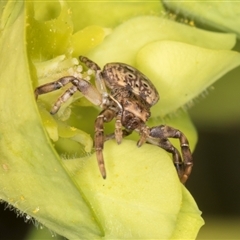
[95,108,116,179]
[146,125,193,184]
[34,76,102,114]
[80,56,108,95]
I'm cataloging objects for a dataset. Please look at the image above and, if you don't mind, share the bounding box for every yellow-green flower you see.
[1,1,240,239]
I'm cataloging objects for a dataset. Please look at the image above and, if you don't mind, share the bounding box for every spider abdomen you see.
[102,63,159,106]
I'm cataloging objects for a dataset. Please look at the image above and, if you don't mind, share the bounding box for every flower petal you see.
[87,16,236,67]
[136,40,240,117]
[64,140,203,239]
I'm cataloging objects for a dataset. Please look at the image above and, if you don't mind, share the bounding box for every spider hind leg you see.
[147,125,193,184]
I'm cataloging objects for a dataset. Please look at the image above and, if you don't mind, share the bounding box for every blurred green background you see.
[188,41,240,239]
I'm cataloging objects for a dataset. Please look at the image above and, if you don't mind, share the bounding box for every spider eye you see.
[127,73,135,79]
[143,83,149,88]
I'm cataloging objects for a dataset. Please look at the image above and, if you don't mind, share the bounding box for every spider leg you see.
[35,76,102,114]
[50,85,77,114]
[145,125,193,184]
[104,129,133,142]
[114,113,123,144]
[34,76,76,100]
[157,138,183,178]
[79,56,107,95]
[80,56,101,71]
[95,108,116,179]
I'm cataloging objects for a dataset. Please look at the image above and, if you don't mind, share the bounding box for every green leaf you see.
[0,2,102,239]
[71,25,109,56]
[136,40,240,117]
[171,185,204,239]
[27,1,73,60]
[163,1,240,38]
[64,140,203,239]
[87,15,236,67]
[86,16,240,118]
[66,0,164,31]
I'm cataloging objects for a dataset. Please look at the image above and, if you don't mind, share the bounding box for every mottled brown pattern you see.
[34,56,193,184]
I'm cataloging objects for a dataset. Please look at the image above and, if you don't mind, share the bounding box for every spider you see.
[35,56,193,184]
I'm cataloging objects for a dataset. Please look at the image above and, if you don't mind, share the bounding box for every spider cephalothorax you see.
[35,56,193,184]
